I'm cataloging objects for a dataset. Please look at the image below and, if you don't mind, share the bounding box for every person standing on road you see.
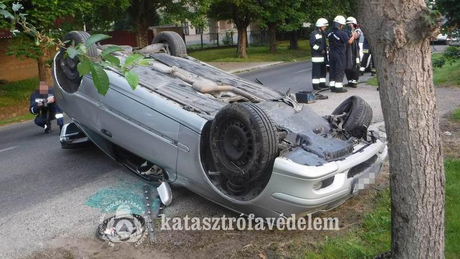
[29,81,64,133]
[360,36,377,76]
[310,18,329,90]
[344,17,362,88]
[327,15,356,93]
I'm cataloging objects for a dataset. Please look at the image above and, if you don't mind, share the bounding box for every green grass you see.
[432,53,460,87]
[305,189,391,259]
[305,159,460,259]
[189,40,311,62]
[0,78,38,108]
[445,159,460,258]
[452,108,460,121]
[366,53,460,88]
[366,77,379,87]
[0,78,38,126]
[0,113,35,126]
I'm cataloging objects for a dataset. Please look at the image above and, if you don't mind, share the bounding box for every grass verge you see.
[366,53,460,88]
[189,40,311,62]
[0,113,35,126]
[0,78,38,126]
[305,158,460,259]
[452,108,460,121]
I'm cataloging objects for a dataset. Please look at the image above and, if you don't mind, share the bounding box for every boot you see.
[44,121,51,133]
[334,87,348,93]
[313,85,321,90]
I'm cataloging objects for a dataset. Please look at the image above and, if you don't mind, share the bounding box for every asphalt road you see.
[0,60,459,258]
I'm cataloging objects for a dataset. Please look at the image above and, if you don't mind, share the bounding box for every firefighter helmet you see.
[315,18,329,27]
[333,16,347,25]
[346,17,358,25]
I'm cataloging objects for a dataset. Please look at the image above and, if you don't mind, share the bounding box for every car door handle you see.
[101,129,112,138]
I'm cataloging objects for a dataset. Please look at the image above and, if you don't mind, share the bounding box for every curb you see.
[229,62,285,74]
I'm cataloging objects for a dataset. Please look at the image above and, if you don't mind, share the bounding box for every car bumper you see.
[253,139,388,217]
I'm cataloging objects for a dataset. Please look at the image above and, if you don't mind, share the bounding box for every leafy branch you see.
[0,2,151,96]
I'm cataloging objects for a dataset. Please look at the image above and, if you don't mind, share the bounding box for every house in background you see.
[182,19,265,47]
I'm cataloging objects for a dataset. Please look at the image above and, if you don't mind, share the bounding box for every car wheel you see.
[54,31,97,93]
[332,96,373,138]
[210,103,278,184]
[152,31,187,57]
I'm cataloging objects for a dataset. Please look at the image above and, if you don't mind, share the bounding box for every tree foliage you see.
[208,0,262,58]
[436,0,460,27]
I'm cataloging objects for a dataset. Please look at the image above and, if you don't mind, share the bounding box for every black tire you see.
[210,103,278,184]
[332,96,373,138]
[152,31,187,57]
[54,31,97,93]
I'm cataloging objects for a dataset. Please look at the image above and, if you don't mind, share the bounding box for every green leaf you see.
[101,46,124,57]
[0,3,6,9]
[103,54,121,67]
[90,63,110,96]
[66,47,80,59]
[138,59,154,66]
[124,71,139,90]
[84,34,111,49]
[77,57,91,76]
[0,10,14,19]
[12,3,22,12]
[124,54,143,67]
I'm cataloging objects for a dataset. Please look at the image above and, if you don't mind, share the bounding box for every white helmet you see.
[333,15,346,25]
[315,18,329,27]
[346,17,357,24]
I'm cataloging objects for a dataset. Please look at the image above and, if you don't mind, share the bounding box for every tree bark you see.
[37,45,53,86]
[289,30,299,50]
[237,25,248,58]
[134,19,149,48]
[268,22,277,53]
[357,0,445,258]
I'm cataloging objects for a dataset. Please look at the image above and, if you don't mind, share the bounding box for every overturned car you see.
[54,31,387,218]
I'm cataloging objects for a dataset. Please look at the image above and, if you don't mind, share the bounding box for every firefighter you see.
[29,81,64,133]
[344,17,362,88]
[310,18,329,90]
[360,36,377,76]
[327,15,356,93]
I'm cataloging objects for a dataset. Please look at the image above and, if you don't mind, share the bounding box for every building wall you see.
[0,39,38,82]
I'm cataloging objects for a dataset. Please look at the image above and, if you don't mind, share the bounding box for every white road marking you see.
[0,146,19,153]
[294,68,313,74]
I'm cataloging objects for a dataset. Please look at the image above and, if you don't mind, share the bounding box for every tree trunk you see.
[268,22,277,53]
[237,25,248,58]
[358,0,445,258]
[37,45,53,86]
[289,30,299,50]
[134,19,149,48]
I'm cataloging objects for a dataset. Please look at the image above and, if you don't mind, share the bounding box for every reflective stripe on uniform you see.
[335,82,343,88]
[360,67,365,71]
[312,57,325,63]
[329,81,335,87]
[319,78,326,83]
[30,107,34,114]
[55,114,64,119]
[315,34,322,39]
[313,45,320,50]
[312,79,320,84]
[363,49,369,54]
[356,58,360,64]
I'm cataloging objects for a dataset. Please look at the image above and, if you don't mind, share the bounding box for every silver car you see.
[54,31,387,218]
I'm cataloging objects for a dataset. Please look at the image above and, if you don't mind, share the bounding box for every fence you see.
[185,30,269,50]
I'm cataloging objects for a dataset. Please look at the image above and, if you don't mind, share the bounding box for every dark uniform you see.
[327,28,350,92]
[345,28,362,87]
[29,88,64,132]
[310,28,328,90]
[360,37,376,75]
